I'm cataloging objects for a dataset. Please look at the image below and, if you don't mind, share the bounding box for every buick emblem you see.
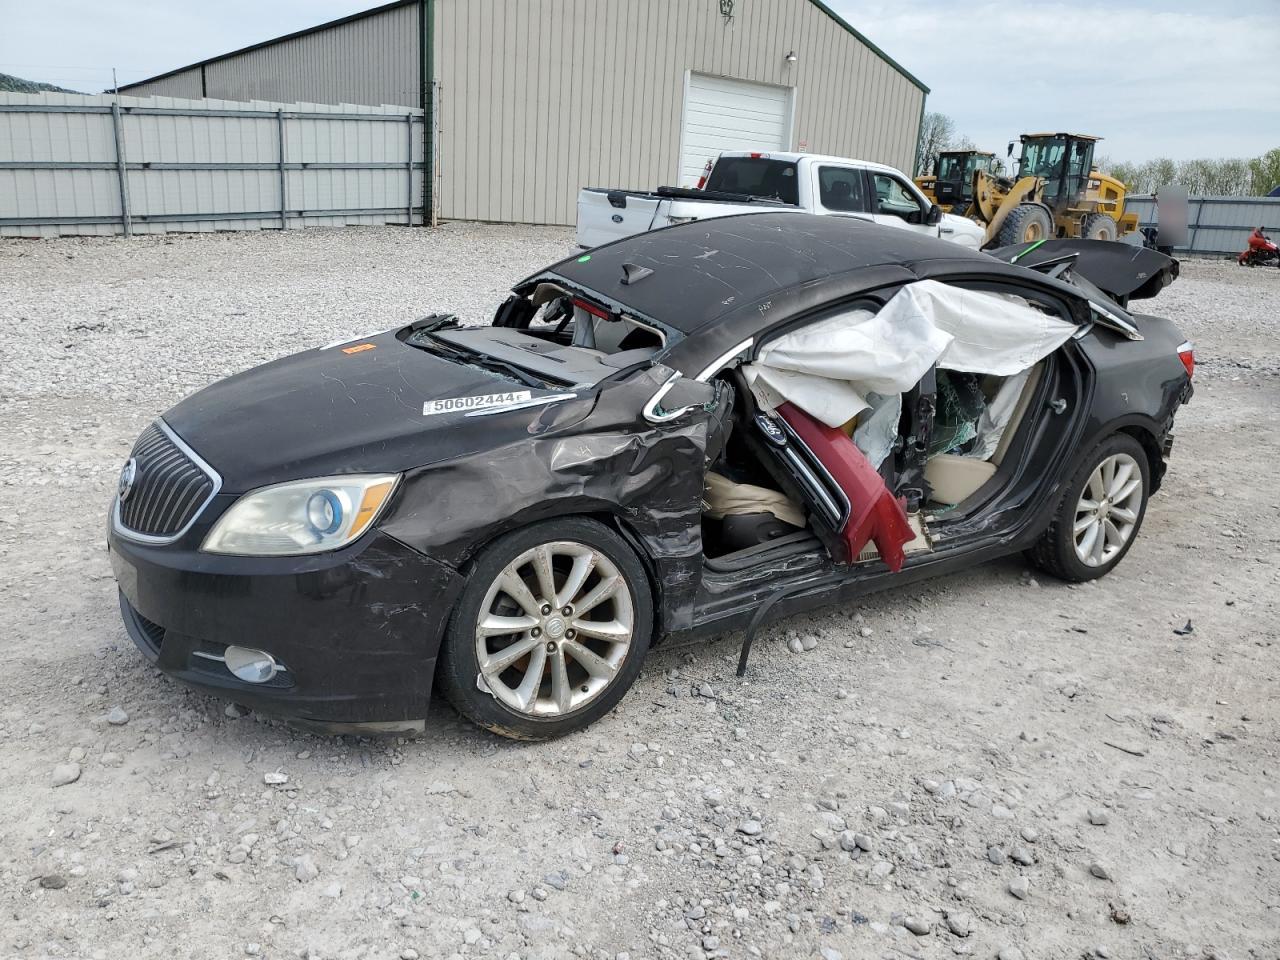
[118,458,138,503]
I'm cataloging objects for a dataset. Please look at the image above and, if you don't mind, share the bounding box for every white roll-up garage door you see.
[678,73,793,186]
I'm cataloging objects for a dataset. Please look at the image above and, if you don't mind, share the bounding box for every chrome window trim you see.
[642,372,693,424]
[775,417,852,530]
[695,338,754,382]
[643,338,753,424]
[112,419,223,546]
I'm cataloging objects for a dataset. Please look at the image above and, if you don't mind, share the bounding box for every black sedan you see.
[108,214,1193,739]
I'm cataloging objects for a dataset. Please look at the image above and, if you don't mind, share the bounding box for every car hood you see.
[162,330,587,492]
[940,213,985,247]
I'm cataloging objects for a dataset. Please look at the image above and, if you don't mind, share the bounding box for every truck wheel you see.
[1082,214,1118,241]
[1026,433,1150,582]
[436,517,653,740]
[997,204,1054,246]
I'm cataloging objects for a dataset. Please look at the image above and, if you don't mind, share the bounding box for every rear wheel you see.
[1082,213,1118,241]
[436,517,653,740]
[1026,433,1150,582]
[997,203,1054,246]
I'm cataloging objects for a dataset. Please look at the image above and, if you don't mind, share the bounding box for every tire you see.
[996,203,1054,247]
[1025,433,1150,583]
[435,517,653,740]
[1082,213,1118,241]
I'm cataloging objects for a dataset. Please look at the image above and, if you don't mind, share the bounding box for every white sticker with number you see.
[423,391,532,416]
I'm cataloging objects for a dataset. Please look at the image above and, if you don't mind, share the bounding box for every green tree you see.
[915,112,955,176]
[914,113,984,177]
[1248,148,1280,195]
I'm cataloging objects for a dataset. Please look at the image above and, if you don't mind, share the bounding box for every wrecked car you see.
[107,214,1193,740]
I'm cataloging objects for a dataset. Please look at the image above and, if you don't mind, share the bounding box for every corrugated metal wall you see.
[122,4,421,109]
[432,0,925,225]
[0,92,425,237]
[1125,195,1280,255]
[113,0,924,227]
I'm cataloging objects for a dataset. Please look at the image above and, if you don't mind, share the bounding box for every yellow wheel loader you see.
[972,133,1139,248]
[915,150,1003,214]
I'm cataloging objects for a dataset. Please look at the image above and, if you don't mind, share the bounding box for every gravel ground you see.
[1,226,1277,960]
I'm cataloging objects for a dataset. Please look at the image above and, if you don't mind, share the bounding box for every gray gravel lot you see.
[1,225,1278,960]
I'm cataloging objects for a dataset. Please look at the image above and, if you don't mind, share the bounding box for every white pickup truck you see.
[577,151,986,250]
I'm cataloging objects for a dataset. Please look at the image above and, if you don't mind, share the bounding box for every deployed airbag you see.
[744,279,1077,428]
[967,367,1033,461]
[744,303,949,427]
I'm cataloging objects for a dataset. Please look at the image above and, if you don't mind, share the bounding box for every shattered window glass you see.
[929,371,987,456]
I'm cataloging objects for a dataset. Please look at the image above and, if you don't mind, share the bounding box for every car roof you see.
[715,150,907,177]
[539,213,988,332]
[531,213,1001,375]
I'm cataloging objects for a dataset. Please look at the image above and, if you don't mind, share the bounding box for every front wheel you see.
[436,517,653,740]
[1026,434,1150,582]
[997,203,1054,247]
[1082,213,1118,241]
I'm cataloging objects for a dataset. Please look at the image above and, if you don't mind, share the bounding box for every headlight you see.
[202,474,399,556]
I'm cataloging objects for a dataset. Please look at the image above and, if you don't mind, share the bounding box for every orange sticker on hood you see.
[342,343,376,355]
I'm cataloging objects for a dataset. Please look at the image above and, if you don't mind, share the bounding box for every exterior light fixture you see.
[785,51,797,63]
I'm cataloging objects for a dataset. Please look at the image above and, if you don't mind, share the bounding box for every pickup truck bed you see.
[577,186,794,249]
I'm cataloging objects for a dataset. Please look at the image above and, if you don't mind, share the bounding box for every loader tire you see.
[1082,213,1118,241]
[996,203,1054,246]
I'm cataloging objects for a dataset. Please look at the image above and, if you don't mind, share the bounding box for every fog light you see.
[223,646,279,684]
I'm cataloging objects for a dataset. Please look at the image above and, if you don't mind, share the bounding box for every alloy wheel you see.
[1073,452,1143,566]
[474,541,634,716]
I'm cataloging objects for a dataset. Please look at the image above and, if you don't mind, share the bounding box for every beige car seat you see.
[703,471,805,529]
[924,363,1044,506]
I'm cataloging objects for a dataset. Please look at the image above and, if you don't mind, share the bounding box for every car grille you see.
[117,422,217,539]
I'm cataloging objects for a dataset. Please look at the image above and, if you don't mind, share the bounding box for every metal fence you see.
[0,92,428,237]
[1125,194,1280,257]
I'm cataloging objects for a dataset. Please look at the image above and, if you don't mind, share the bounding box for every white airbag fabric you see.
[966,367,1032,461]
[744,305,949,427]
[852,392,902,470]
[743,280,1076,430]
[908,282,1077,376]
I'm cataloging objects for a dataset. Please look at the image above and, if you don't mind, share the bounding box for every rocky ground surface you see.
[0,227,1277,960]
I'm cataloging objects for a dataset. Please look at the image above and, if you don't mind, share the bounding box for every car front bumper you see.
[108,520,465,732]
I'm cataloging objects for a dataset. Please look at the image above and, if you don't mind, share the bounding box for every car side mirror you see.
[925,203,942,226]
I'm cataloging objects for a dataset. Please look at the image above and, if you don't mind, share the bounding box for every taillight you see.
[1177,340,1194,378]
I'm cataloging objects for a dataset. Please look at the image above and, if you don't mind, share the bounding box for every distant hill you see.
[0,72,82,94]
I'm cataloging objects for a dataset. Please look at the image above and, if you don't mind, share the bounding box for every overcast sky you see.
[830,0,1280,163]
[3,0,1275,164]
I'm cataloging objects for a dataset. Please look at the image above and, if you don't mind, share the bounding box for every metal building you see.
[121,0,928,227]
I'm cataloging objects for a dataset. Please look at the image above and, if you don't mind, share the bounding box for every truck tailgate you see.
[577,188,666,248]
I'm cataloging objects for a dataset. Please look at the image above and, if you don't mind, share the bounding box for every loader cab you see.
[932,151,998,209]
[1015,134,1098,212]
